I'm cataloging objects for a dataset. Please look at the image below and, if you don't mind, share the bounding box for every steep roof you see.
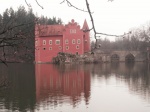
[37,25,64,37]
[82,19,89,30]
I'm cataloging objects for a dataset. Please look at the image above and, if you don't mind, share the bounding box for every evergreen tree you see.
[0,6,63,63]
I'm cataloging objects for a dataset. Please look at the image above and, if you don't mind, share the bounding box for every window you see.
[49,47,52,50]
[59,46,62,50]
[43,40,46,45]
[72,39,75,44]
[77,39,80,44]
[55,40,60,45]
[35,40,38,46]
[76,45,79,49]
[49,40,52,45]
[66,46,69,50]
[65,39,69,44]
[43,48,46,50]
[70,29,76,33]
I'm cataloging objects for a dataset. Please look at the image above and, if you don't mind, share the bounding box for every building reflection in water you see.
[35,64,91,107]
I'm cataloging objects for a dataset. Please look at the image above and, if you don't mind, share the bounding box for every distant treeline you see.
[91,25,150,52]
[0,6,62,62]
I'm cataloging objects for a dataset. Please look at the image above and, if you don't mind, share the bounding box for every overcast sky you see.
[1,0,150,41]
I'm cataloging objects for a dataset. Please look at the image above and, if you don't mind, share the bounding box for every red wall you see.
[35,19,90,63]
[35,36,63,63]
[63,20,84,55]
[83,31,90,52]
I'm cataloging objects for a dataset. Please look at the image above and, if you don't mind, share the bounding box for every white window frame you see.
[65,39,69,44]
[77,39,80,44]
[43,40,46,45]
[72,39,75,44]
[49,47,52,50]
[55,40,60,45]
[66,46,69,50]
[49,40,52,45]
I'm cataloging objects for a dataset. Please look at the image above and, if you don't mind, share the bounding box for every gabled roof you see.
[35,19,89,37]
[37,25,64,37]
[82,19,89,30]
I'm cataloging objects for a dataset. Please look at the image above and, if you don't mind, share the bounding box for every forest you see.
[0,6,62,63]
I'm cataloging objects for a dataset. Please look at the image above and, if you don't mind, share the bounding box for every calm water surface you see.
[0,63,150,112]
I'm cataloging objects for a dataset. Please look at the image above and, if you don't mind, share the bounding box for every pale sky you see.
[1,0,150,41]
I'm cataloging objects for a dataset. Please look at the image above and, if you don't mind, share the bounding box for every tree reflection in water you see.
[90,62,150,103]
[0,63,35,112]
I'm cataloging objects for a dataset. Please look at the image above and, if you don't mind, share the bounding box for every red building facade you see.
[35,19,90,63]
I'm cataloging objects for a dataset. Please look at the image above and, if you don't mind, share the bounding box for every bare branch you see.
[60,0,65,4]
[85,0,121,37]
[60,0,91,13]
[84,0,131,48]
[2,47,6,61]
[25,0,43,9]
[0,22,33,36]
[35,0,44,9]
[25,0,32,7]
[96,32,122,37]
[0,58,8,66]
[83,27,93,32]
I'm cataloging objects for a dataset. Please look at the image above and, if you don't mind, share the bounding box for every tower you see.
[82,19,90,53]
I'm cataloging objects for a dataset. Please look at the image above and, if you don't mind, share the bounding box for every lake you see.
[0,63,150,112]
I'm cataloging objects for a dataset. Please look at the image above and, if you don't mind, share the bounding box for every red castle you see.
[35,19,90,63]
